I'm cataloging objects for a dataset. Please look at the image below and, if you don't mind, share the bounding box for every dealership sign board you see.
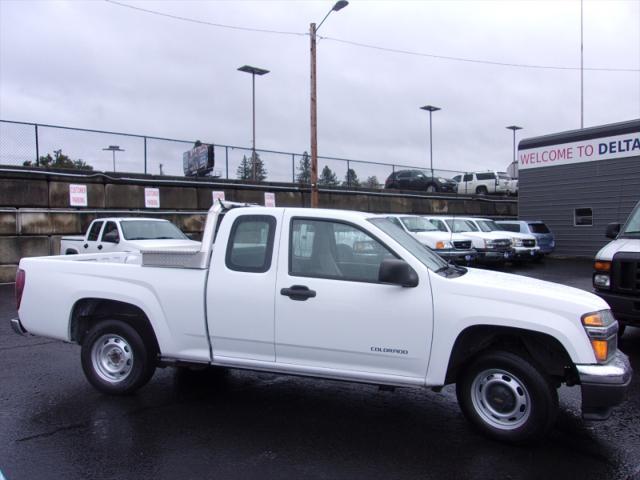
[264,192,276,207]
[183,144,214,176]
[69,184,87,207]
[145,188,160,208]
[212,191,225,203]
[519,132,640,170]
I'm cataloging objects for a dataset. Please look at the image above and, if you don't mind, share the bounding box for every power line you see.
[319,36,640,72]
[104,0,305,37]
[104,0,640,73]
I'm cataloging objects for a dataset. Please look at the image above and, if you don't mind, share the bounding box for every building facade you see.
[518,119,640,257]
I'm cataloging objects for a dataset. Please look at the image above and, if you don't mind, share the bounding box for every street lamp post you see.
[420,105,441,178]
[506,125,523,179]
[238,65,270,181]
[102,145,125,172]
[310,0,349,208]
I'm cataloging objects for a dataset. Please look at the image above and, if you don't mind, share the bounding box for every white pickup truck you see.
[12,202,631,443]
[60,217,200,254]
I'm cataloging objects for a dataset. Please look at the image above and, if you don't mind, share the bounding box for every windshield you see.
[121,220,189,240]
[368,218,447,271]
[528,223,550,234]
[498,173,511,180]
[446,219,478,233]
[477,220,502,232]
[426,218,449,232]
[400,217,438,232]
[620,202,640,237]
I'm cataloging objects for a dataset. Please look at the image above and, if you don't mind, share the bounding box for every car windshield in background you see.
[477,220,502,232]
[528,223,550,234]
[121,221,188,240]
[447,219,478,233]
[400,217,439,233]
[426,218,449,232]
[620,203,640,237]
[368,218,447,271]
[498,173,510,180]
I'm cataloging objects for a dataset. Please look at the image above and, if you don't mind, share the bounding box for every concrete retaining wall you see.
[0,167,517,283]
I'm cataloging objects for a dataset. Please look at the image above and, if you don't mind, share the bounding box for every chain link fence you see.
[0,120,469,188]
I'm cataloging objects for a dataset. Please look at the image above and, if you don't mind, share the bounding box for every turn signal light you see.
[582,313,605,327]
[435,241,445,249]
[594,261,611,272]
[591,339,609,362]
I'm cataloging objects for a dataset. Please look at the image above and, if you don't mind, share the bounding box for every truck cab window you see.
[102,222,120,243]
[290,219,395,282]
[87,221,103,241]
[226,215,276,273]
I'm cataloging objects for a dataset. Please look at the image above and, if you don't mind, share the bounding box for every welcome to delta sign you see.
[519,132,640,170]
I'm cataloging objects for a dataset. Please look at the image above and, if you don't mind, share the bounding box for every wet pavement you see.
[1,258,639,480]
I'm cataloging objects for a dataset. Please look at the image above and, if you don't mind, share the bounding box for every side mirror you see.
[605,223,621,239]
[378,259,419,287]
[103,232,119,244]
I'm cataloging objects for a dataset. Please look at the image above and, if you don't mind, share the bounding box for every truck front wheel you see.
[456,350,558,444]
[81,320,156,395]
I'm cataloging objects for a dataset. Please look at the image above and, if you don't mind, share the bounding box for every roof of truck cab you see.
[91,217,169,222]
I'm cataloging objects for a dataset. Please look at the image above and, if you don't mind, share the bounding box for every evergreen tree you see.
[236,152,267,181]
[364,175,380,188]
[296,151,311,184]
[23,149,93,171]
[343,168,360,187]
[318,165,339,186]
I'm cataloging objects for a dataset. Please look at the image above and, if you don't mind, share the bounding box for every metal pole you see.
[112,150,116,172]
[144,137,147,175]
[34,124,40,166]
[512,129,516,166]
[225,146,229,179]
[580,0,584,129]
[429,110,433,176]
[347,160,351,187]
[252,72,257,181]
[310,22,319,207]
[292,154,296,183]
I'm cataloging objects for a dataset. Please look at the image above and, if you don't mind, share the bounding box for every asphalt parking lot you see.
[1,258,639,480]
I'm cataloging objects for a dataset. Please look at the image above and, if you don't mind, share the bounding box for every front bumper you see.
[594,290,640,326]
[437,249,476,263]
[512,247,540,260]
[576,351,632,420]
[475,248,514,263]
[11,317,29,336]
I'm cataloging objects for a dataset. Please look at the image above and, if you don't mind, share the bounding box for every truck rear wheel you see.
[81,320,156,395]
[456,350,558,444]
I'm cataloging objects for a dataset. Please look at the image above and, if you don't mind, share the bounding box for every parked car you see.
[381,215,476,264]
[424,216,514,264]
[498,172,518,195]
[60,218,200,254]
[12,201,631,443]
[464,218,540,261]
[452,171,510,195]
[385,170,458,193]
[497,220,555,256]
[593,200,640,337]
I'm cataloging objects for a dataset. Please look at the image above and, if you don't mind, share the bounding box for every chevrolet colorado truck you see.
[60,217,200,255]
[593,200,640,337]
[12,201,631,443]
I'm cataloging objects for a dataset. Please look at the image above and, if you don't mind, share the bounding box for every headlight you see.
[438,177,447,183]
[484,239,493,249]
[512,238,523,247]
[581,310,618,363]
[593,274,610,289]
[435,241,452,249]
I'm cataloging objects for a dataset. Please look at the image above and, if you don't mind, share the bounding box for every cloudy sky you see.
[1,0,639,180]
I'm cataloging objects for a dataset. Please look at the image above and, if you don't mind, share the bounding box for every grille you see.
[453,241,472,250]
[523,239,536,248]
[492,239,511,251]
[611,253,640,294]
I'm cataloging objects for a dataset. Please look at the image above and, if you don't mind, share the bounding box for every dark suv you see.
[384,170,457,193]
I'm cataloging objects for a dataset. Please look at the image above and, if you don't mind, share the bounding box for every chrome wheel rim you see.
[91,334,134,383]
[470,368,531,430]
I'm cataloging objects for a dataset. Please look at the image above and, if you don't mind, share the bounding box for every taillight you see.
[15,268,25,310]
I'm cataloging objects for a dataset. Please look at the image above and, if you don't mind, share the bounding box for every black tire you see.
[476,186,489,195]
[65,249,78,255]
[81,319,157,395]
[456,350,558,444]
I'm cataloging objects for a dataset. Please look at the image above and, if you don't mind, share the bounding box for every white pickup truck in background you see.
[60,217,200,254]
[12,202,631,444]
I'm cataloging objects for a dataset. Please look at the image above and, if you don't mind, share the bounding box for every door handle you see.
[280,285,316,301]
[98,245,103,250]
[84,244,88,248]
